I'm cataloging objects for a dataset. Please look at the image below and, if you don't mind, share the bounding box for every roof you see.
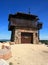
[8,12,39,21]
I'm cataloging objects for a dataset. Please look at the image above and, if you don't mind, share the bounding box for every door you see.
[21,32,33,43]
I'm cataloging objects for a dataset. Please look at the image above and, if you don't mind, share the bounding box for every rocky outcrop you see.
[0,45,12,60]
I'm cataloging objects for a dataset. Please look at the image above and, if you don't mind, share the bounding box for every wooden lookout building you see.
[8,12,42,44]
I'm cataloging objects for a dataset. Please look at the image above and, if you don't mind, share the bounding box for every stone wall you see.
[12,28,39,44]
[14,29,21,44]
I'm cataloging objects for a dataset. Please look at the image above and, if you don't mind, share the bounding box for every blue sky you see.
[0,0,48,40]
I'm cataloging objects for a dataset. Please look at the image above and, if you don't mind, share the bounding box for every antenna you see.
[28,8,31,14]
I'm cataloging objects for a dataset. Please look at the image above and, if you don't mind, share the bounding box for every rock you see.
[0,59,9,65]
[0,49,12,60]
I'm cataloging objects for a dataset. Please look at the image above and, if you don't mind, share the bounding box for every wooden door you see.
[21,32,33,43]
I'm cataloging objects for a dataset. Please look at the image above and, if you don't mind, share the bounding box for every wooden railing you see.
[8,20,42,30]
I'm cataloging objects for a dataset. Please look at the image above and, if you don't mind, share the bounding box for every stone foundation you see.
[11,28,39,44]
